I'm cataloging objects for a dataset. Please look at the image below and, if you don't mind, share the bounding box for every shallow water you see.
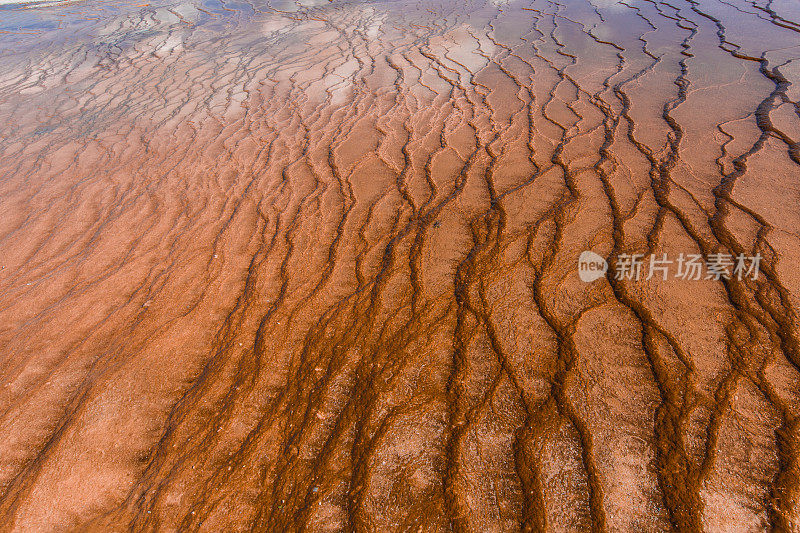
[0,0,799,530]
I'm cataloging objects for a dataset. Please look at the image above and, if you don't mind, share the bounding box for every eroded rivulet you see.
[0,0,799,530]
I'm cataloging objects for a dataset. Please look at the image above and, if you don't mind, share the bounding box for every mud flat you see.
[1,0,799,530]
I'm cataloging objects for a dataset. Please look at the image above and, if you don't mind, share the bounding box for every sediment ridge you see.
[0,0,799,530]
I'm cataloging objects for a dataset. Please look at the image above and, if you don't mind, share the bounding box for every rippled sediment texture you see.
[1,0,800,530]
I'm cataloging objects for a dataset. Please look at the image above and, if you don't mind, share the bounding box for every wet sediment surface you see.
[1,0,800,530]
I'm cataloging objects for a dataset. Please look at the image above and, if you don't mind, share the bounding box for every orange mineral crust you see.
[0,0,799,530]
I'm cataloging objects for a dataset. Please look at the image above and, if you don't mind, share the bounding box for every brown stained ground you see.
[0,0,799,530]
